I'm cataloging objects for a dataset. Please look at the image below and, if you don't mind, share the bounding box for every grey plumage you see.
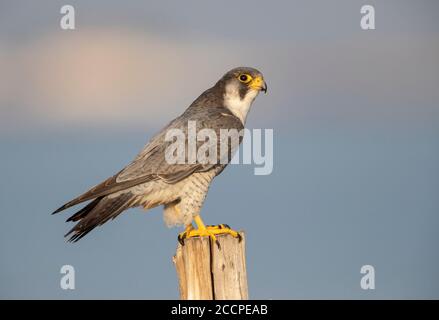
[53,67,266,241]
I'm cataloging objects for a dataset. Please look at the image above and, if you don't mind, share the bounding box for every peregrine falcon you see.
[53,67,267,245]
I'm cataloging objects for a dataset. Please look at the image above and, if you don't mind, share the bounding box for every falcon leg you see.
[177,215,241,249]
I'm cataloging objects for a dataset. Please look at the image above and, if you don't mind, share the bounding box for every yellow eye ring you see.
[238,73,252,83]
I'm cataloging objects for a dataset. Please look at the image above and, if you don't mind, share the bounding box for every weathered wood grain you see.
[173,232,248,300]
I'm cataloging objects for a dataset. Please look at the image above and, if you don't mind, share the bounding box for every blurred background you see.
[0,0,438,299]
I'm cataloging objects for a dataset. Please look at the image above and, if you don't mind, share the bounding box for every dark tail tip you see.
[52,205,67,215]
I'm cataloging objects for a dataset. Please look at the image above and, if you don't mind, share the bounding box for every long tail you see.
[64,192,137,242]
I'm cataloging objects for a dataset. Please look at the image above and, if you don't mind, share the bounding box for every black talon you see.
[222,224,231,229]
[237,233,242,243]
[178,234,186,246]
[215,239,221,250]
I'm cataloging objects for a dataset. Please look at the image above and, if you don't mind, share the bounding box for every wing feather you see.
[53,105,243,214]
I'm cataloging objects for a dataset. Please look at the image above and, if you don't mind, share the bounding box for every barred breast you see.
[163,169,218,226]
[132,168,221,227]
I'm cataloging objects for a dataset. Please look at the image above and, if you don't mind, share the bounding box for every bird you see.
[53,67,267,245]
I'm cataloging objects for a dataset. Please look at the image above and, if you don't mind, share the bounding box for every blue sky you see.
[0,0,438,298]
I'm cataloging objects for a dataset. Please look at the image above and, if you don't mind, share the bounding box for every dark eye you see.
[238,74,252,83]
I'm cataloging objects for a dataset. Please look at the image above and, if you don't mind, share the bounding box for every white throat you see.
[223,83,259,124]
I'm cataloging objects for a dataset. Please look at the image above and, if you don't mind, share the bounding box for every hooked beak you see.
[250,76,268,94]
[261,81,268,94]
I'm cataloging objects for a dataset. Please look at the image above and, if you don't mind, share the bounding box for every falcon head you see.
[220,67,267,96]
[216,67,267,123]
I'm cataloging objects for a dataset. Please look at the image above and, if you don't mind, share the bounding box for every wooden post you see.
[173,232,248,300]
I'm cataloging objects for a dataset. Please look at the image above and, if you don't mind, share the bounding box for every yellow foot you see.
[206,224,241,240]
[178,224,241,249]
